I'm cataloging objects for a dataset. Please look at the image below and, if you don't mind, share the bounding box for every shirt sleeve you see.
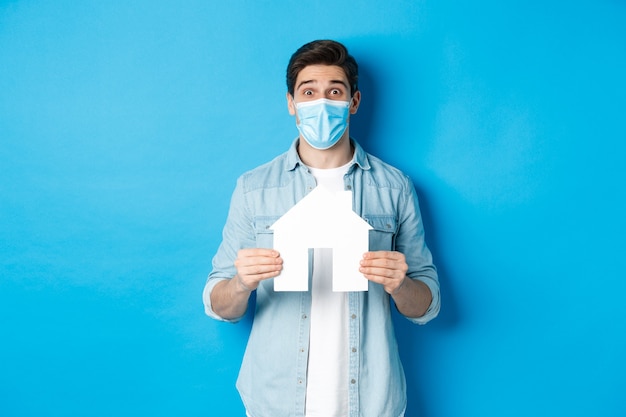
[396,176,441,325]
[202,176,256,322]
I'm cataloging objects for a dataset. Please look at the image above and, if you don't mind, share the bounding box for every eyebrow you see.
[296,79,349,91]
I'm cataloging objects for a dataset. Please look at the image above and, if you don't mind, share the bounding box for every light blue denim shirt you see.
[203,139,440,417]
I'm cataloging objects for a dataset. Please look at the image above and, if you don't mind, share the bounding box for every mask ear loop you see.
[348,96,357,113]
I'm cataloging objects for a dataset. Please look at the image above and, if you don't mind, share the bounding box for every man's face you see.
[287,64,360,117]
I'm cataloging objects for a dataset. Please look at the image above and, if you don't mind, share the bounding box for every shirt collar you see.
[284,138,371,172]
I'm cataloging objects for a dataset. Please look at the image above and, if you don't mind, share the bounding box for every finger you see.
[236,263,283,290]
[240,268,282,281]
[236,249,282,267]
[362,251,404,261]
[360,257,397,269]
[236,255,283,269]
[360,258,407,276]
[359,265,398,279]
[239,248,280,258]
[236,259,283,275]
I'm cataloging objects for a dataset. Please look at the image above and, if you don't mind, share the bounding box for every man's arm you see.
[388,274,433,318]
[210,248,283,320]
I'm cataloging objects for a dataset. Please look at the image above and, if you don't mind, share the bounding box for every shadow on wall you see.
[353,57,461,417]
[353,56,461,326]
[349,61,378,152]
[394,179,461,417]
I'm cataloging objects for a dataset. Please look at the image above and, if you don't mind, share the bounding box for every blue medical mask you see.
[294,98,351,150]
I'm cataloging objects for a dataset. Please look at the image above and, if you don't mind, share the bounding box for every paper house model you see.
[271,186,372,292]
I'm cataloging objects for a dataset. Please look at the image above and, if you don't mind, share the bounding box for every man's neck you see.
[297,135,354,169]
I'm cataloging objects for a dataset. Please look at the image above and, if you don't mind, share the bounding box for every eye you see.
[330,88,342,95]
[303,90,313,96]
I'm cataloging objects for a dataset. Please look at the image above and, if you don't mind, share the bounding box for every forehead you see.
[295,64,349,88]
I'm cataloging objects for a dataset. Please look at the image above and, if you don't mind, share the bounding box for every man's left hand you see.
[359,251,409,295]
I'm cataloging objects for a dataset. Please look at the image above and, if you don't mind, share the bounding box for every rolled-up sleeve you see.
[203,177,255,322]
[398,177,440,325]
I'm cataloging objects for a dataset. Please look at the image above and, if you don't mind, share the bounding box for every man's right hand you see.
[210,248,283,320]
[234,248,283,292]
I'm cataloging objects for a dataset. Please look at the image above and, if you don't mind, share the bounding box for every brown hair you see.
[286,40,359,97]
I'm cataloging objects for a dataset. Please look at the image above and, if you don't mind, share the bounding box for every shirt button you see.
[302,314,307,319]
[351,347,357,353]
[346,185,352,190]
[351,379,356,384]
[351,314,357,319]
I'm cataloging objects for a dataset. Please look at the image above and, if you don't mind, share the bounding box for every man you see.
[203,39,440,417]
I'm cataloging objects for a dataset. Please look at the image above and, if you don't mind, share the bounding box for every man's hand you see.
[234,248,283,292]
[210,248,283,320]
[359,251,408,295]
[359,250,432,318]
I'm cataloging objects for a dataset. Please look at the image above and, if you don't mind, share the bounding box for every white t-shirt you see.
[304,162,351,417]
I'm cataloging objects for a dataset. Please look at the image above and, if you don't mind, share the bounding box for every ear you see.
[349,90,361,115]
[287,93,296,115]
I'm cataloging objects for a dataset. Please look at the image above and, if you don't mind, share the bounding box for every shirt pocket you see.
[253,216,280,249]
[364,215,398,251]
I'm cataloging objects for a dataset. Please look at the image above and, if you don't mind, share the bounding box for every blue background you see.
[1,1,625,416]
